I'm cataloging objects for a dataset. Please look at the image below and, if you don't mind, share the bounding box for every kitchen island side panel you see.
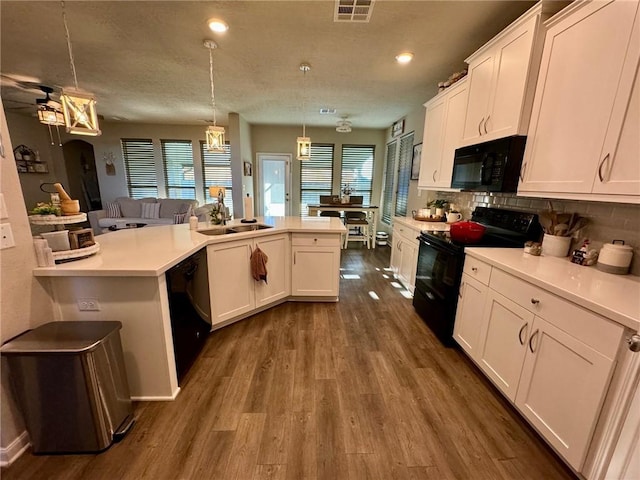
[50,276,179,400]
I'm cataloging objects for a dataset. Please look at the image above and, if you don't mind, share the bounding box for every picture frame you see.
[392,119,405,137]
[243,161,252,177]
[411,143,422,180]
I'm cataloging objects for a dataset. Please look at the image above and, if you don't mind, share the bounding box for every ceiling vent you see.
[336,117,352,133]
[319,108,337,115]
[334,0,374,22]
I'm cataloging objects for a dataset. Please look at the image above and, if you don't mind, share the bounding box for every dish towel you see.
[250,246,269,283]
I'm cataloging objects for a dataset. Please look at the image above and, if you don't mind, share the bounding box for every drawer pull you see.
[478,117,484,136]
[471,267,478,272]
[518,322,528,346]
[530,298,540,305]
[529,329,539,353]
[314,238,317,242]
[484,115,490,134]
[598,153,610,182]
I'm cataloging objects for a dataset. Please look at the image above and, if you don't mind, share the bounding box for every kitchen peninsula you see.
[32,217,346,401]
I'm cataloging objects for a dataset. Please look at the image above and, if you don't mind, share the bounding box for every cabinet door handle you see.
[471,267,478,272]
[398,241,402,252]
[518,322,528,346]
[293,252,296,265]
[520,162,527,182]
[432,170,437,182]
[484,115,490,134]
[530,298,540,305]
[478,117,485,136]
[598,153,610,182]
[458,282,464,298]
[529,329,539,353]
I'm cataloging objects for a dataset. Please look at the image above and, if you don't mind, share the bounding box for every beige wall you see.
[1,103,55,452]
[251,124,387,217]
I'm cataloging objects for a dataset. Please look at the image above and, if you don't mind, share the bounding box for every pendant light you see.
[296,63,311,161]
[204,40,225,153]
[59,1,101,136]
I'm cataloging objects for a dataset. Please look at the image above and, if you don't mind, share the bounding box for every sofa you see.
[88,197,199,235]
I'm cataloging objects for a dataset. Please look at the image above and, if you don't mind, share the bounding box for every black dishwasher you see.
[166,247,211,382]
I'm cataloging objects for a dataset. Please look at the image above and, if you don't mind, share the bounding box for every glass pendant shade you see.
[61,90,101,136]
[37,107,65,126]
[206,125,226,152]
[297,136,311,161]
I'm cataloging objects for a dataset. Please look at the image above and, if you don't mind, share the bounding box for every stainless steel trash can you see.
[0,321,134,453]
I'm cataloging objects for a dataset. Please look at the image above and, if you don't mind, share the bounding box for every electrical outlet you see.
[0,223,15,249]
[78,298,100,311]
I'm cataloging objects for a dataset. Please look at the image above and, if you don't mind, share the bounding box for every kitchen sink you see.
[197,224,273,236]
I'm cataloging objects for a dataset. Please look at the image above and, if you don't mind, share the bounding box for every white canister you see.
[597,241,633,275]
[541,233,571,257]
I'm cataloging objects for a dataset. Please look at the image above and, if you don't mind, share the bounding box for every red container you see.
[449,221,486,243]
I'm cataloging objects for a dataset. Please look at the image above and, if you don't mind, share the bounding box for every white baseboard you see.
[131,386,180,402]
[0,431,30,467]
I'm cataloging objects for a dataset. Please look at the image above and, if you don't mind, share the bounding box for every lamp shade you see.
[206,125,225,152]
[208,186,226,199]
[37,108,65,126]
[297,136,311,161]
[60,90,101,136]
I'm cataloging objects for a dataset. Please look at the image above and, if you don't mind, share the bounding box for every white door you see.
[453,274,487,361]
[257,153,291,217]
[254,233,291,307]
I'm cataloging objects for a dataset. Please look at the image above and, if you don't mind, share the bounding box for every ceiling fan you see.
[336,116,352,133]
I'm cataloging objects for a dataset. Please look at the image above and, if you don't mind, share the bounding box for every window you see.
[340,145,374,205]
[161,140,195,199]
[394,132,414,217]
[300,144,334,217]
[200,141,233,216]
[381,140,397,225]
[121,138,158,199]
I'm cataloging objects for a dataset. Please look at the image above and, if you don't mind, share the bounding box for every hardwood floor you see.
[2,245,577,480]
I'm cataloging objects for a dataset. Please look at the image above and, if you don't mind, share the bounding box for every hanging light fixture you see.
[59,0,101,136]
[296,63,311,161]
[204,39,225,153]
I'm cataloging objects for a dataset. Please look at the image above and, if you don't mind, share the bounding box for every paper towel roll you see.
[244,195,254,220]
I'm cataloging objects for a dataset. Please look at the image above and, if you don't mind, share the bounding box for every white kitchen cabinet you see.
[453,274,488,360]
[291,233,341,297]
[515,315,616,470]
[519,0,640,202]
[461,4,546,146]
[207,233,291,325]
[207,239,256,325]
[477,289,534,401]
[418,78,468,190]
[390,223,420,294]
[254,233,290,307]
[458,255,625,472]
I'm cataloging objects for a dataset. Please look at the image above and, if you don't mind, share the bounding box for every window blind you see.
[300,144,334,217]
[121,138,158,199]
[394,132,414,217]
[161,140,195,199]
[340,145,374,205]
[200,141,233,216]
[381,140,397,225]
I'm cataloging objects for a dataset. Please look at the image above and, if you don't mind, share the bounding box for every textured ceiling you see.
[0,1,537,129]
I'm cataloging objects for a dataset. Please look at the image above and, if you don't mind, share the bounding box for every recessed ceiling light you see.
[207,18,229,33]
[395,52,413,64]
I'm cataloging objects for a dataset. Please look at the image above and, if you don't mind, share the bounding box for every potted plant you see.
[31,202,61,217]
[341,184,353,204]
[427,199,448,217]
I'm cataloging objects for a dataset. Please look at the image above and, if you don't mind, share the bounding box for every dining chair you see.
[343,210,371,249]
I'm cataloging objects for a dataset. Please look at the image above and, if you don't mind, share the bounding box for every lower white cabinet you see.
[455,255,625,472]
[453,274,489,360]
[390,223,420,293]
[207,233,290,325]
[291,233,341,297]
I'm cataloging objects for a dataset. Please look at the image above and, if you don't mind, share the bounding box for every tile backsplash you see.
[428,191,640,276]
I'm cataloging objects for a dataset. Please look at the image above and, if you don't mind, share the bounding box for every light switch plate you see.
[78,298,100,311]
[0,223,15,249]
[0,194,8,219]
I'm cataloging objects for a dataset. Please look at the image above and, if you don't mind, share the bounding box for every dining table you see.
[307,203,379,248]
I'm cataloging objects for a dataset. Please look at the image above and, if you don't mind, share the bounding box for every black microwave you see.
[451,136,526,192]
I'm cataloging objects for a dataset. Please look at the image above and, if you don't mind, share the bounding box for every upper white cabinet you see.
[418,78,468,189]
[461,4,549,146]
[519,0,640,202]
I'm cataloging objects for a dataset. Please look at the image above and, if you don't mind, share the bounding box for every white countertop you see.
[466,247,640,331]
[33,217,346,278]
[393,216,450,231]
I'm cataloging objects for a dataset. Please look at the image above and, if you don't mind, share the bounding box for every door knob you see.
[628,334,640,352]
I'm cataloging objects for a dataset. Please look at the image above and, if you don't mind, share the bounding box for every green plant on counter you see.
[31,202,61,216]
[427,199,448,209]
[209,203,225,225]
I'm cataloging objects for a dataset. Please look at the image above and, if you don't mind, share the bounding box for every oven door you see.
[412,236,463,344]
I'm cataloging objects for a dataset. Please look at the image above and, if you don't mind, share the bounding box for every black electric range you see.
[413,207,540,345]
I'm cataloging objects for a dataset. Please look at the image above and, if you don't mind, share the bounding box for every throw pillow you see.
[105,202,122,218]
[173,212,188,224]
[141,202,161,219]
